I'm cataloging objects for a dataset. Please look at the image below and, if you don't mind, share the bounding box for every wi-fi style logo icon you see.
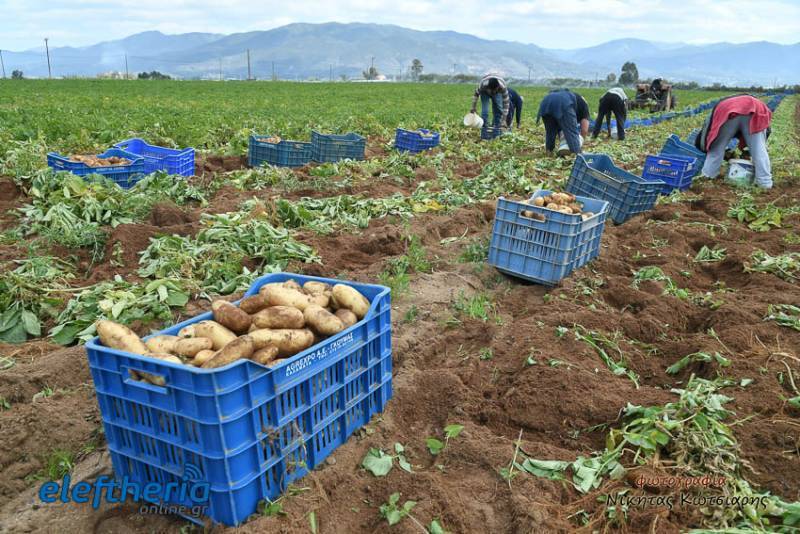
[183,463,203,481]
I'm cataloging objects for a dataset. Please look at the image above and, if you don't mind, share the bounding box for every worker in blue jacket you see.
[505,88,524,130]
[536,88,590,155]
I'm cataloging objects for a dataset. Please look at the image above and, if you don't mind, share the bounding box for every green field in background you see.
[0,80,725,153]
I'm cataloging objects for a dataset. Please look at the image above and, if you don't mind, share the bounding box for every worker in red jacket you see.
[694,94,772,188]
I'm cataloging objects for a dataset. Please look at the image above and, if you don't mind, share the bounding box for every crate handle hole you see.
[520,210,546,222]
[123,367,170,394]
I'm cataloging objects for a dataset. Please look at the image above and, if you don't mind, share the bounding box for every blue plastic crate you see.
[566,154,664,225]
[248,135,312,168]
[113,138,195,176]
[47,148,145,189]
[488,190,609,285]
[643,154,697,194]
[480,126,504,140]
[662,134,706,169]
[311,131,365,163]
[85,273,392,526]
[394,128,440,153]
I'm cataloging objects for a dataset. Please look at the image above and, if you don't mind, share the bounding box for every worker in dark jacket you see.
[536,88,590,155]
[592,88,628,140]
[470,74,510,129]
[695,94,772,188]
[506,88,524,129]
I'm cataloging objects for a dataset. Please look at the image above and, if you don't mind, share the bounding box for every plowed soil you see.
[0,114,799,534]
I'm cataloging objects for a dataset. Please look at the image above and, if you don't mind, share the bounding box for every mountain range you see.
[3,23,798,86]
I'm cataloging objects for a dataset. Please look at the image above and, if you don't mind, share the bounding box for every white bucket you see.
[463,113,484,128]
[557,134,583,156]
[727,159,754,187]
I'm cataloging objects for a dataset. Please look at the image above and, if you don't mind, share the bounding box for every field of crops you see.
[0,80,799,533]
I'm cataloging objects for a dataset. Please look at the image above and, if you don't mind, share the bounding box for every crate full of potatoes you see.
[85,273,391,526]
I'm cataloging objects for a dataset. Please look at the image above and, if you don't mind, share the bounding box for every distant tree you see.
[11,70,23,79]
[619,62,638,85]
[362,66,379,80]
[138,70,171,80]
[410,59,423,81]
[606,72,616,83]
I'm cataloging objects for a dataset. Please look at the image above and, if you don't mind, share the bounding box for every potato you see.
[178,324,195,338]
[239,294,271,314]
[174,337,213,357]
[252,306,305,329]
[211,300,252,334]
[251,345,280,366]
[558,207,574,215]
[202,335,255,369]
[249,328,315,357]
[546,202,559,210]
[581,212,595,221]
[140,353,183,386]
[283,279,303,292]
[303,281,330,295]
[262,285,312,311]
[335,309,358,328]
[310,292,330,307]
[568,203,583,214]
[145,335,179,355]
[331,284,370,319]
[192,349,216,366]
[532,196,545,207]
[186,321,237,350]
[521,209,535,218]
[97,320,148,355]
[304,304,345,336]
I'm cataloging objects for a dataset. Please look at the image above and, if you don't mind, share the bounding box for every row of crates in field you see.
[248,128,440,168]
[47,138,195,189]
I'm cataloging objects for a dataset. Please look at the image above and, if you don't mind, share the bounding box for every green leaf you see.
[394,442,405,454]
[397,456,412,473]
[0,321,27,344]
[385,509,403,526]
[20,310,41,337]
[520,458,569,480]
[361,448,393,477]
[308,510,317,534]
[429,519,446,534]
[443,424,464,439]
[426,438,445,455]
[165,290,189,307]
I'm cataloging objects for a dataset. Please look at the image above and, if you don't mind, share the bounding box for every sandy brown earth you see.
[0,114,798,533]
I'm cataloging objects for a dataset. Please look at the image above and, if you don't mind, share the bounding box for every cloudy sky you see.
[2,0,799,51]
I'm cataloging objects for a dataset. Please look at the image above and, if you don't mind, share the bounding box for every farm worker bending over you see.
[470,74,510,129]
[592,87,628,141]
[694,94,773,188]
[506,87,524,130]
[537,88,590,155]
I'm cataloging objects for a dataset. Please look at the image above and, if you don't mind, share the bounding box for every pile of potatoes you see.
[259,136,282,144]
[96,279,371,384]
[69,154,132,167]
[521,192,595,221]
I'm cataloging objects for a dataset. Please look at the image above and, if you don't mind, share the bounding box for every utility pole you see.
[246,49,251,80]
[218,58,222,81]
[452,63,457,75]
[271,61,275,81]
[528,66,531,83]
[329,64,333,82]
[0,50,5,78]
[124,54,129,80]
[44,37,52,78]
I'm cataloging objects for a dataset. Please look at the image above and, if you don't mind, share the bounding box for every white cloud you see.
[1,0,798,50]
